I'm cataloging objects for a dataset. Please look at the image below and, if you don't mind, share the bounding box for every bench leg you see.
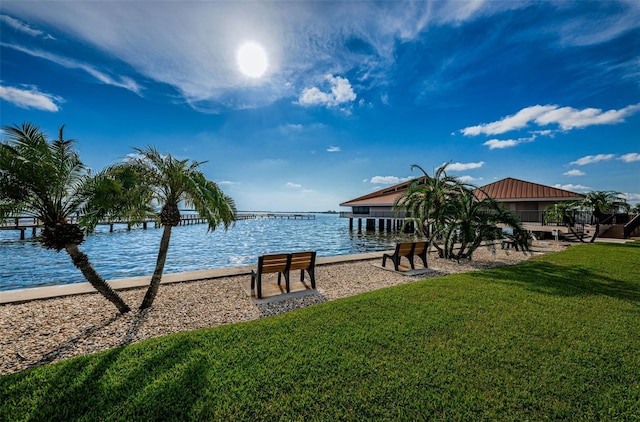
[418,252,428,268]
[308,268,316,289]
[251,270,263,298]
[389,256,400,271]
[284,271,290,293]
[408,255,415,270]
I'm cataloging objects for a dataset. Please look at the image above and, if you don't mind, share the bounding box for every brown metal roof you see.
[475,177,582,201]
[341,176,581,207]
[339,177,424,207]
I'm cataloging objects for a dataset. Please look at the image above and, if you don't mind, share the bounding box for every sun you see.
[237,42,268,78]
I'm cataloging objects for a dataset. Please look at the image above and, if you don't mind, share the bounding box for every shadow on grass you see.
[471,261,640,303]
[2,332,214,420]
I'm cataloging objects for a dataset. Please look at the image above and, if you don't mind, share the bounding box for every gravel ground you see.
[1,241,569,376]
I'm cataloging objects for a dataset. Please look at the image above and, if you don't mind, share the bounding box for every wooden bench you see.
[382,241,429,271]
[251,251,317,298]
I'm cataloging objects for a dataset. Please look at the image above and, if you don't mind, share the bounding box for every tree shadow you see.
[470,261,640,304]
[120,307,150,346]
[3,331,215,420]
[24,313,124,372]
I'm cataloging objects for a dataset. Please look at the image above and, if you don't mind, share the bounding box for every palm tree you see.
[571,191,629,243]
[450,189,529,260]
[395,163,529,260]
[394,163,469,258]
[114,146,237,310]
[0,123,131,313]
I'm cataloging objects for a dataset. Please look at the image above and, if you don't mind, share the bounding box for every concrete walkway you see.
[0,251,388,305]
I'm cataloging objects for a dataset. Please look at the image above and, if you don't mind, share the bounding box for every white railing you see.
[339,211,409,219]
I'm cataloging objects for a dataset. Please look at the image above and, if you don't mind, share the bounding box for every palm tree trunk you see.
[589,222,599,243]
[65,243,131,314]
[140,224,173,310]
[566,224,587,243]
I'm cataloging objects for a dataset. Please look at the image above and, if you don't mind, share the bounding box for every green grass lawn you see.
[2,242,639,421]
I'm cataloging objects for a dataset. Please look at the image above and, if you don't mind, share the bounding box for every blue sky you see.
[1,1,639,211]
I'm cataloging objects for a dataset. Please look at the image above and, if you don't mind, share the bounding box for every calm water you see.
[0,213,410,291]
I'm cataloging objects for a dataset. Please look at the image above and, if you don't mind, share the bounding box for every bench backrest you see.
[289,251,316,271]
[412,241,427,254]
[396,242,414,256]
[258,253,290,274]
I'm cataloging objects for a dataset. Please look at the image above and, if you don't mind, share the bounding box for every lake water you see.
[0,213,410,291]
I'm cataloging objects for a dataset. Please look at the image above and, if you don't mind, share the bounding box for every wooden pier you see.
[1,213,315,240]
[235,213,315,220]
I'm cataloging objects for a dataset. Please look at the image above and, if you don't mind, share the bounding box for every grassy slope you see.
[2,242,639,421]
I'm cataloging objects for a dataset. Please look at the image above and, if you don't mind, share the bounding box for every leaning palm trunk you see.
[590,221,600,243]
[139,224,173,310]
[65,243,131,314]
[566,225,587,243]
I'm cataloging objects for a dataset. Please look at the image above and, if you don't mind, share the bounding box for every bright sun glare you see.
[237,42,268,78]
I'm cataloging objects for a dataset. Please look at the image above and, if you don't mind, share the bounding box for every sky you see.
[1,1,639,212]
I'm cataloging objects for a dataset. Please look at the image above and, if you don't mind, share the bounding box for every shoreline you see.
[0,251,385,305]
[1,241,569,376]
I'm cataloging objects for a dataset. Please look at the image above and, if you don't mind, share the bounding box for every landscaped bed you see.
[1,242,639,420]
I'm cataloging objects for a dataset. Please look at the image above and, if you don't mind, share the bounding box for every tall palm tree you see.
[114,146,237,310]
[0,123,131,313]
[572,191,629,243]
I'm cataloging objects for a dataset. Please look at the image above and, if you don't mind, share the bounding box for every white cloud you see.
[462,104,640,136]
[218,180,236,185]
[446,161,484,171]
[2,2,622,113]
[298,75,356,108]
[462,105,556,136]
[557,4,640,47]
[285,182,302,188]
[569,154,615,166]
[536,104,640,130]
[619,153,640,163]
[622,192,640,204]
[484,139,519,149]
[327,146,341,152]
[258,158,286,168]
[279,123,303,133]
[458,175,483,183]
[370,175,411,185]
[0,14,49,38]
[3,44,141,94]
[0,84,63,111]
[563,169,586,176]
[554,183,591,192]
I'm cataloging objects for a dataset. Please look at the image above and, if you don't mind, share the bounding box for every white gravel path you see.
[0,241,568,376]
